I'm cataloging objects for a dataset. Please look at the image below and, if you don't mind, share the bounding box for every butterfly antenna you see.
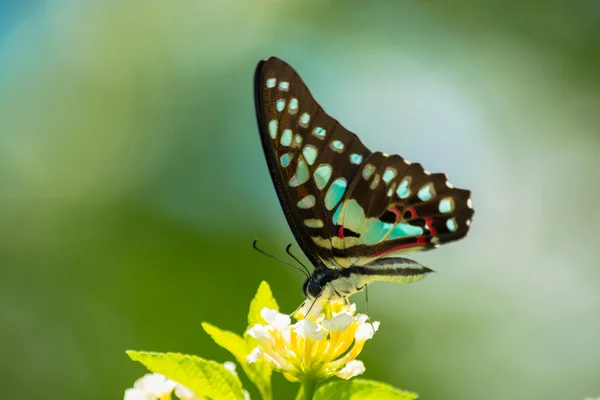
[252,240,309,278]
[285,244,311,277]
[304,296,318,318]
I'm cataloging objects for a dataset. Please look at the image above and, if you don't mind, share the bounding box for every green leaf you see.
[247,281,279,328]
[202,322,272,400]
[127,350,245,400]
[314,379,418,400]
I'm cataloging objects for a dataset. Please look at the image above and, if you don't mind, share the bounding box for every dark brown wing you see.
[254,57,371,269]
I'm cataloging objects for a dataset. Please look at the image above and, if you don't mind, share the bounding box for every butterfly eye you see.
[305,281,323,298]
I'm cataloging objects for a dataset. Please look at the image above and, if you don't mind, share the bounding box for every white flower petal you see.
[294,319,326,340]
[174,383,200,400]
[301,298,324,318]
[247,346,263,363]
[124,388,154,400]
[133,373,176,395]
[260,308,291,329]
[243,389,251,400]
[336,359,366,380]
[342,303,357,316]
[223,361,237,376]
[321,313,354,332]
[281,326,291,342]
[247,324,270,340]
[354,321,379,341]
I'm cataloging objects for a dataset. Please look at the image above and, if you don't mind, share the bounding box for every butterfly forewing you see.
[254,57,473,272]
[254,57,372,268]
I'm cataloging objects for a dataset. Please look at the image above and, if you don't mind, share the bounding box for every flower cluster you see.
[246,300,379,383]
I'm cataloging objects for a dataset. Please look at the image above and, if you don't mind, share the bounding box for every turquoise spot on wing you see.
[439,198,453,213]
[369,174,381,190]
[362,164,375,180]
[313,127,326,139]
[303,145,318,165]
[314,164,332,190]
[446,218,457,232]
[300,113,311,127]
[382,168,396,183]
[289,98,298,113]
[387,183,396,197]
[304,218,324,228]
[361,220,394,245]
[418,184,434,201]
[266,78,276,88]
[331,140,344,152]
[297,195,316,209]
[280,153,293,167]
[294,134,303,145]
[281,129,293,146]
[388,223,424,240]
[279,81,289,91]
[332,203,343,224]
[325,178,347,210]
[269,120,278,139]
[396,178,411,199]
[350,153,363,165]
[343,199,366,232]
[289,160,309,187]
[276,99,286,112]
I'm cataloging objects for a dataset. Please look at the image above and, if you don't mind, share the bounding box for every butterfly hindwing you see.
[254,57,473,272]
[334,154,473,267]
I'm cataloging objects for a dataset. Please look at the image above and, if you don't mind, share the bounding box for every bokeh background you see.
[1,1,599,399]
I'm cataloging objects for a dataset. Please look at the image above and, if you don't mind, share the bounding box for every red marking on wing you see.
[406,207,417,219]
[374,236,427,257]
[338,226,344,239]
[390,207,402,222]
[424,217,437,236]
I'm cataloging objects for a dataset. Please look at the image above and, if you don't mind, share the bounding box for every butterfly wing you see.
[330,152,474,267]
[254,57,372,269]
[254,57,474,273]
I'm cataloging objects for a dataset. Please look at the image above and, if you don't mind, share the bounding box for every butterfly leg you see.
[365,284,369,318]
[364,284,376,334]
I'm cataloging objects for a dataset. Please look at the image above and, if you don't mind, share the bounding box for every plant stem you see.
[301,377,317,400]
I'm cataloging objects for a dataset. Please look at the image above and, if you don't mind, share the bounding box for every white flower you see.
[246,346,263,363]
[355,320,380,341]
[336,360,366,380]
[245,302,379,382]
[223,361,237,376]
[124,373,176,400]
[247,324,270,340]
[123,389,154,400]
[321,313,354,332]
[174,383,201,400]
[294,318,326,340]
[260,308,291,330]
[124,373,200,400]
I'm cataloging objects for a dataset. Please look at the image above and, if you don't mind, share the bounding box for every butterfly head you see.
[302,278,324,299]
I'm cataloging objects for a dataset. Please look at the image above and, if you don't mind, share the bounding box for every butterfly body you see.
[303,258,433,301]
[254,57,474,302]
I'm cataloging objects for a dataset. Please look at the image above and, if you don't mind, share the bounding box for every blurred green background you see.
[1,1,599,399]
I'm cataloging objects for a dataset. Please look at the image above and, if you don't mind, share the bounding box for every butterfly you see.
[254,57,474,303]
